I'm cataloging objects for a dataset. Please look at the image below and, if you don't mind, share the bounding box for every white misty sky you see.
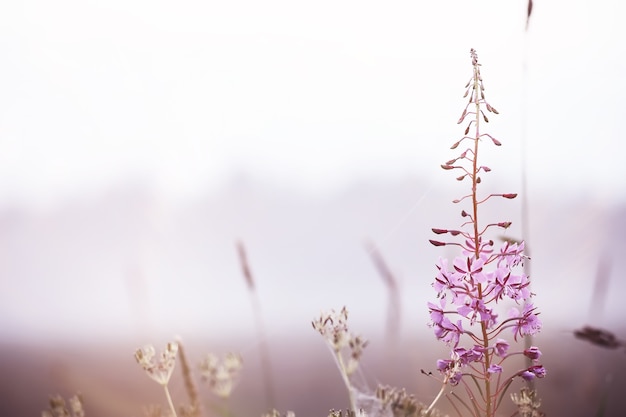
[0,0,624,206]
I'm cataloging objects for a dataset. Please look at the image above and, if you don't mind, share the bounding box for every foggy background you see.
[1,0,625,416]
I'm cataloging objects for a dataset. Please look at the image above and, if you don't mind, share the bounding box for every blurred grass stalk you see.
[364,240,401,343]
[236,240,276,410]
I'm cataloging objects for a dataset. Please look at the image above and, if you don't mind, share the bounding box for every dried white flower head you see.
[199,352,243,398]
[312,307,351,352]
[262,410,296,417]
[312,307,368,376]
[42,394,85,417]
[135,342,179,386]
[511,387,543,417]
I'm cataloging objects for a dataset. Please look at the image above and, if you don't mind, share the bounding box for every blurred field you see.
[1,179,625,416]
[2,326,626,417]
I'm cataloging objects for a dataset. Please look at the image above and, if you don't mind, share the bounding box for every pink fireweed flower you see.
[493,339,510,357]
[436,359,463,386]
[457,298,497,327]
[497,241,526,268]
[453,255,487,285]
[509,303,542,341]
[433,257,462,295]
[428,49,544,415]
[491,268,531,302]
[488,364,503,374]
[454,346,483,365]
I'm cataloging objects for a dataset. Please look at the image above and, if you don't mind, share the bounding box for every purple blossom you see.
[520,365,546,381]
[487,364,502,374]
[490,267,530,302]
[453,255,487,284]
[497,241,525,268]
[493,339,509,357]
[510,303,542,341]
[457,298,496,326]
[437,359,454,372]
[428,299,464,347]
[449,371,463,386]
[454,346,483,365]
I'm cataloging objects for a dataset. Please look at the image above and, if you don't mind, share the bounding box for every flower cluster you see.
[427,49,545,416]
[42,394,85,417]
[312,306,369,376]
[312,307,369,413]
[199,352,243,398]
[135,342,180,417]
[135,342,179,386]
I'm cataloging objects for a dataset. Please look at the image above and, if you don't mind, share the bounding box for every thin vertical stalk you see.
[164,385,179,417]
[236,241,276,410]
[471,56,492,417]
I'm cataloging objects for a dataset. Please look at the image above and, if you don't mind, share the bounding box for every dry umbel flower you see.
[135,342,179,386]
[42,393,85,417]
[261,410,296,417]
[511,387,544,417]
[199,352,243,398]
[313,307,369,413]
[375,385,445,417]
[135,342,180,417]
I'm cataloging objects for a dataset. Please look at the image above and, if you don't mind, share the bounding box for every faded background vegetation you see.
[1,0,625,416]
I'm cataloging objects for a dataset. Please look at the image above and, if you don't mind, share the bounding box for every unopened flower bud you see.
[458,109,467,124]
[523,347,542,360]
[429,240,446,247]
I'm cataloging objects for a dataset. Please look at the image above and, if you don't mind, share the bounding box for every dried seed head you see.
[199,352,243,398]
[135,342,178,386]
[42,394,85,417]
[511,387,543,417]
